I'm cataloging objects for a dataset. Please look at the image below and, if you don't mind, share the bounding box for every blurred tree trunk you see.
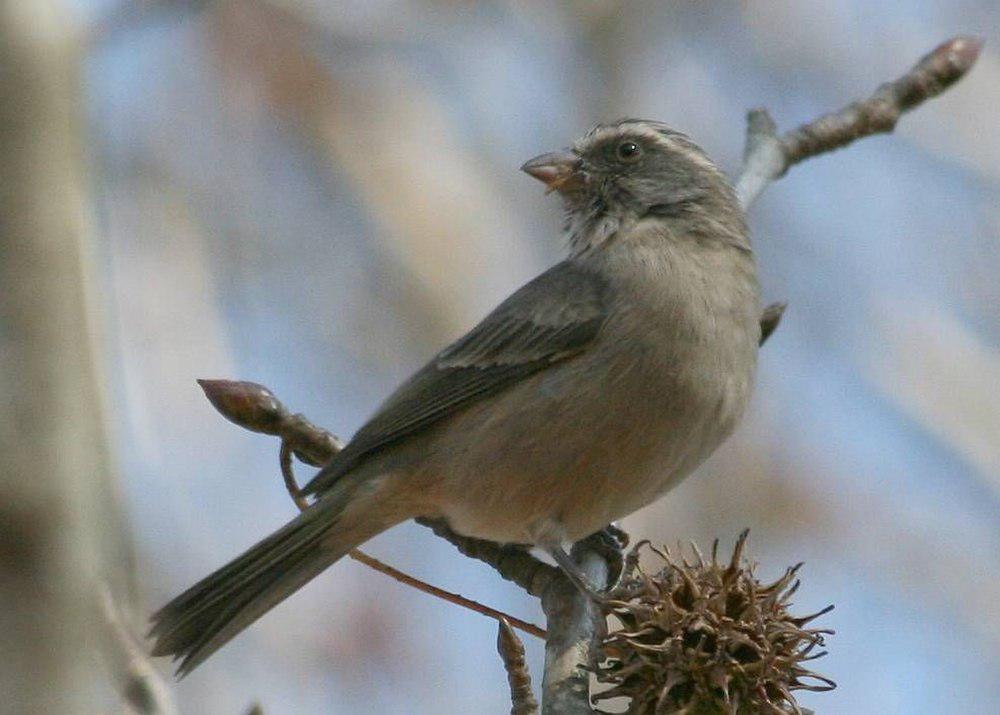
[0,2,130,712]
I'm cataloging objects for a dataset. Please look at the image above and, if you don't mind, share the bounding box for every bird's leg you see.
[583,523,628,592]
[549,545,607,601]
[530,520,608,602]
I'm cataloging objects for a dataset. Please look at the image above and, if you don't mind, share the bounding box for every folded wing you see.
[301,261,609,496]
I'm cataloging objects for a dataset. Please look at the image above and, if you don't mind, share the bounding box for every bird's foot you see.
[532,520,628,604]
[582,524,628,593]
[547,545,609,603]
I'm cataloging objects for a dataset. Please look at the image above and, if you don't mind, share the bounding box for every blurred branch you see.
[737,35,983,208]
[207,0,536,345]
[0,1,134,711]
[86,0,210,46]
[100,588,178,715]
[866,299,1000,491]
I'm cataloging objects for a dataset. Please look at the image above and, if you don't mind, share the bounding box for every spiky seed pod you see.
[592,531,835,715]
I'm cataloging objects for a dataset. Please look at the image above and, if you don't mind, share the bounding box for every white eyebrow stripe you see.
[573,121,718,173]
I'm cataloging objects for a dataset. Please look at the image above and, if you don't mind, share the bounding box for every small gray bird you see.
[150,119,761,674]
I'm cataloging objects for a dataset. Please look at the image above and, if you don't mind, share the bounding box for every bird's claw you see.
[548,525,630,603]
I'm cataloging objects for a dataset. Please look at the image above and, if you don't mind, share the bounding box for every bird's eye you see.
[616,141,641,162]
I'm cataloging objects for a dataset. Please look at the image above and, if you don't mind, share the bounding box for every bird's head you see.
[522,119,745,255]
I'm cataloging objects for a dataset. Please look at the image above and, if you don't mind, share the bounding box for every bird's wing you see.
[301,261,609,496]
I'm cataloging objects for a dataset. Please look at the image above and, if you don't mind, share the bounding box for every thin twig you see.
[199,379,546,640]
[498,618,540,715]
[279,441,309,511]
[347,547,546,639]
[736,35,983,208]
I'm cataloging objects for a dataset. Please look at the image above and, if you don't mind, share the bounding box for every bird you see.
[149,119,762,676]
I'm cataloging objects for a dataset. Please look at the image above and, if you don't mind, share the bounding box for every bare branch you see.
[345,543,546,640]
[0,2,136,711]
[498,618,540,715]
[85,0,210,47]
[197,379,343,467]
[419,521,618,714]
[539,540,609,715]
[736,36,983,208]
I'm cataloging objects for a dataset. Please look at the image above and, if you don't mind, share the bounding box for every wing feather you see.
[301,261,608,496]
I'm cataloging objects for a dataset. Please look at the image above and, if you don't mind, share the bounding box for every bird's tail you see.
[149,475,402,676]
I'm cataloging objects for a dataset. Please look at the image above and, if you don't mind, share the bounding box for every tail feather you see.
[149,477,396,676]
[172,540,333,676]
[150,513,330,654]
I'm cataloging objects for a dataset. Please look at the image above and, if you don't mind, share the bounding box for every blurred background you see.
[1,1,997,713]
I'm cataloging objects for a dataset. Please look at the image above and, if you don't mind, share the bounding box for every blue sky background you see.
[75,2,999,712]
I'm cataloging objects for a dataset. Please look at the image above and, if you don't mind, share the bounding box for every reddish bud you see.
[197,379,289,435]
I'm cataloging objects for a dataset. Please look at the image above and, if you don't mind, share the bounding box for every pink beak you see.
[521,150,585,194]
